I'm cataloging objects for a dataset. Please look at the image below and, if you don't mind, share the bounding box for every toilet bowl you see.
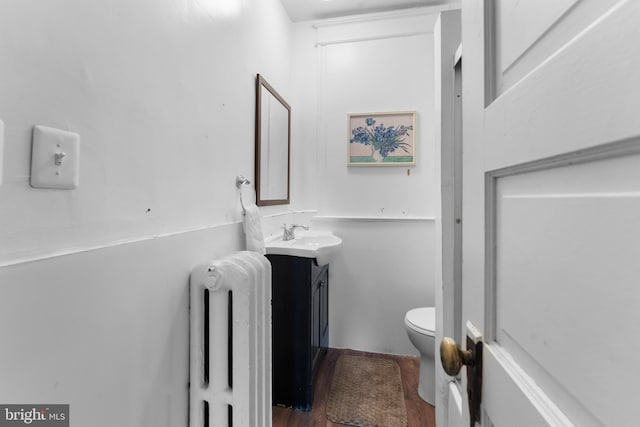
[404,307,436,405]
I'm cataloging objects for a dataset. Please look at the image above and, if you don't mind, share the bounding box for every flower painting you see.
[348,111,416,166]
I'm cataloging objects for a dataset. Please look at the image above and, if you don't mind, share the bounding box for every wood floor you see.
[272,348,435,427]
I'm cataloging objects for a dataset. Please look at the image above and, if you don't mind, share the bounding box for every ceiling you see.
[280,0,459,22]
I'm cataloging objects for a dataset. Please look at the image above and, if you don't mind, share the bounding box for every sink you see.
[264,231,342,266]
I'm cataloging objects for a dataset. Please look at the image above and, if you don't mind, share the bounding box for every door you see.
[434,10,464,427]
[310,274,320,372]
[450,1,640,426]
[319,269,329,351]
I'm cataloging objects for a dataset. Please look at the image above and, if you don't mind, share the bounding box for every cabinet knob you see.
[319,280,326,288]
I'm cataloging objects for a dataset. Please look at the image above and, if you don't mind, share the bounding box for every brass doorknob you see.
[440,337,475,376]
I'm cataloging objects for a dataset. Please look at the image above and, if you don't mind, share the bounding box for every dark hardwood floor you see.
[272,348,436,427]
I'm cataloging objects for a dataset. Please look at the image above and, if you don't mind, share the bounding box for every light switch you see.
[30,125,80,189]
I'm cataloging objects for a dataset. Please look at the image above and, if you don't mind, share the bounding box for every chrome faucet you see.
[282,224,309,241]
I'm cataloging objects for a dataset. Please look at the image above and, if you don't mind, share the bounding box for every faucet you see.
[282,224,309,241]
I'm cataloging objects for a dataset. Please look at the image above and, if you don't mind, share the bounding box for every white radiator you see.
[189,251,272,427]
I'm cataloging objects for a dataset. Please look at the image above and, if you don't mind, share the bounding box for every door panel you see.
[319,269,329,349]
[462,0,640,425]
[487,1,640,169]
[311,280,320,370]
[493,0,621,95]
[496,0,578,72]
[490,148,640,426]
[484,345,571,427]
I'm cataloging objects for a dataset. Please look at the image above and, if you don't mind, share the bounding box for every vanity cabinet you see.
[267,254,329,411]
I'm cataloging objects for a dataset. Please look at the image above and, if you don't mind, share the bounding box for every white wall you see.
[313,217,435,355]
[0,0,293,425]
[0,0,293,263]
[0,225,243,426]
[292,7,451,355]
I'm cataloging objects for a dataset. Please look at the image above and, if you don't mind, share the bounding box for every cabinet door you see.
[319,270,329,349]
[310,278,321,374]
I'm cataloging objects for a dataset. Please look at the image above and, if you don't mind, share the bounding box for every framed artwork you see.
[347,111,416,166]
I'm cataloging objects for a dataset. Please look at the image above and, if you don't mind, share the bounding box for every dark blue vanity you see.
[267,254,329,411]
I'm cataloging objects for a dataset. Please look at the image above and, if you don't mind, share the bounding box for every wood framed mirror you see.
[255,74,291,206]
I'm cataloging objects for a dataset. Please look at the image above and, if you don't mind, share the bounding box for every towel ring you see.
[236,175,251,214]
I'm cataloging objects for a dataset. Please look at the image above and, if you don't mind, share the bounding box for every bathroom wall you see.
[0,0,292,426]
[292,7,453,355]
[0,0,294,263]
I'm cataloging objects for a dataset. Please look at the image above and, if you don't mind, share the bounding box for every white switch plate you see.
[30,125,80,189]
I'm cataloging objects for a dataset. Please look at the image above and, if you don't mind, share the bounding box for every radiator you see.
[189,251,272,427]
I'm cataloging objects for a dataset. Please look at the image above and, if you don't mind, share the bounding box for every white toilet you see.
[404,307,436,405]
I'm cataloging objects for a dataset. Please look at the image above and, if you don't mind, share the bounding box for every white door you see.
[434,9,464,427]
[451,1,640,426]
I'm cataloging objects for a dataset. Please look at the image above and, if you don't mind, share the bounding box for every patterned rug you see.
[326,355,408,427]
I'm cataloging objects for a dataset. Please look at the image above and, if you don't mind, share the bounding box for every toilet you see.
[404,307,436,405]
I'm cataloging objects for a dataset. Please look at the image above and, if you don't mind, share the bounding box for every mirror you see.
[255,74,290,206]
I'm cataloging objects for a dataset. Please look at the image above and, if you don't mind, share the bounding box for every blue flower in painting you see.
[350,117,413,159]
[351,127,370,145]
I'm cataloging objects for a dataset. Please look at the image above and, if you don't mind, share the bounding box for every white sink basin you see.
[264,231,342,266]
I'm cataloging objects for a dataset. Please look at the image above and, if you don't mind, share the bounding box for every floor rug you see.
[326,354,408,427]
